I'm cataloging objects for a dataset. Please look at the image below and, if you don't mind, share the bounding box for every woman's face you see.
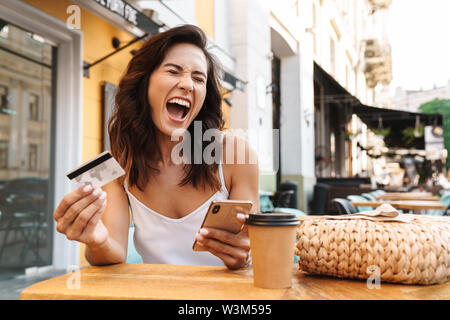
[148,43,208,137]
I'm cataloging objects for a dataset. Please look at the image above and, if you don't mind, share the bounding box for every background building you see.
[376,80,450,112]
[311,0,393,180]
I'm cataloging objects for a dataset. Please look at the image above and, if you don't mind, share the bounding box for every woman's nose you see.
[178,74,194,92]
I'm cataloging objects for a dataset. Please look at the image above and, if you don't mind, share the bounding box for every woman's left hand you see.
[195,213,250,270]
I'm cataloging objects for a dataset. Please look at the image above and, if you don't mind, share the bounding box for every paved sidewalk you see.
[0,268,66,300]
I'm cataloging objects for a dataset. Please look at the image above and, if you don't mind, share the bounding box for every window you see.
[0,0,83,275]
[0,84,15,115]
[0,25,8,38]
[29,93,39,121]
[28,144,38,171]
[0,141,8,169]
[0,84,8,112]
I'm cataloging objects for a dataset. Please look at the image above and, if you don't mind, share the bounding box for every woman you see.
[53,25,259,270]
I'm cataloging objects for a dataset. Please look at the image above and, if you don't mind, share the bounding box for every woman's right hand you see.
[53,185,109,248]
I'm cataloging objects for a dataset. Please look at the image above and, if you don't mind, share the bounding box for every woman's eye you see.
[168,70,179,75]
[193,77,205,83]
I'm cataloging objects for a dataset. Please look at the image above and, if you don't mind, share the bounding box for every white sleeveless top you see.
[123,163,229,266]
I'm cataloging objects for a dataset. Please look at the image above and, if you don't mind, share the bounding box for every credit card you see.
[66,151,125,188]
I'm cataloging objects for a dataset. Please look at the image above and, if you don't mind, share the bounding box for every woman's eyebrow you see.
[163,63,207,78]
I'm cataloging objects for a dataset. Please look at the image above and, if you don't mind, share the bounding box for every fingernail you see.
[83,185,93,192]
[93,188,102,196]
[199,228,208,236]
[196,233,204,241]
[99,192,107,200]
[236,213,245,220]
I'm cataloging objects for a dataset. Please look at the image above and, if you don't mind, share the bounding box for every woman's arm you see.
[195,134,259,269]
[84,178,131,265]
[226,136,260,212]
[53,176,130,266]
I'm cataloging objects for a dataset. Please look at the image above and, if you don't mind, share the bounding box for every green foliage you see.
[402,124,424,146]
[420,98,450,115]
[372,127,391,137]
[419,98,450,168]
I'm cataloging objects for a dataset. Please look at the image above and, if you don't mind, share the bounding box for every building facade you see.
[376,81,450,112]
[311,0,392,180]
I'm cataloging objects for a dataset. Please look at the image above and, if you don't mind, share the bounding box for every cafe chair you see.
[444,206,450,216]
[441,193,450,216]
[126,224,143,263]
[259,191,275,212]
[360,192,404,213]
[332,198,357,215]
[430,193,450,216]
[361,193,376,201]
[440,192,450,205]
[347,195,373,212]
[271,190,295,208]
[259,190,306,216]
[422,193,450,216]
[0,190,46,266]
[370,190,386,198]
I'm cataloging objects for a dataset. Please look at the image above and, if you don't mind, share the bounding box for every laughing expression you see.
[147,43,208,137]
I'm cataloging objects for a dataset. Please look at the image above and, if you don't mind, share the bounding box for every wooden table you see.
[350,200,446,211]
[20,263,450,300]
[377,192,439,201]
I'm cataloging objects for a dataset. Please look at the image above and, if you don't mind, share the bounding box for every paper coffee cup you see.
[246,213,300,289]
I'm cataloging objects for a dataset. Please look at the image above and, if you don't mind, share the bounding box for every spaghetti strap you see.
[123,176,129,191]
[219,131,229,193]
[218,163,228,193]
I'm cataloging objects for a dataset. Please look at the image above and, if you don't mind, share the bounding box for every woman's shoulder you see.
[221,131,259,195]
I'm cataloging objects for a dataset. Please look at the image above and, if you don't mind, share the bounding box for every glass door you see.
[0,18,56,280]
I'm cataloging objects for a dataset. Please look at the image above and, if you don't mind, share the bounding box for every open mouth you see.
[166,98,191,122]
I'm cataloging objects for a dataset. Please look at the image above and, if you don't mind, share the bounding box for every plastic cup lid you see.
[245,212,300,226]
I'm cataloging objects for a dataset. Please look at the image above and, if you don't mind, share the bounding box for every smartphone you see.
[192,200,253,251]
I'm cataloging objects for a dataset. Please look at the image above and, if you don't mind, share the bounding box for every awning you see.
[352,104,442,149]
[351,103,441,130]
[314,63,442,149]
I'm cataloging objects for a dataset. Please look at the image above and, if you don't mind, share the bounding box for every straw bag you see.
[295,205,450,285]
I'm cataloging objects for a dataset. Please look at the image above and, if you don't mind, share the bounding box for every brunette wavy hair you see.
[108,25,225,192]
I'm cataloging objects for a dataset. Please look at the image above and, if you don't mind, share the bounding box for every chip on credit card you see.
[66,151,125,188]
